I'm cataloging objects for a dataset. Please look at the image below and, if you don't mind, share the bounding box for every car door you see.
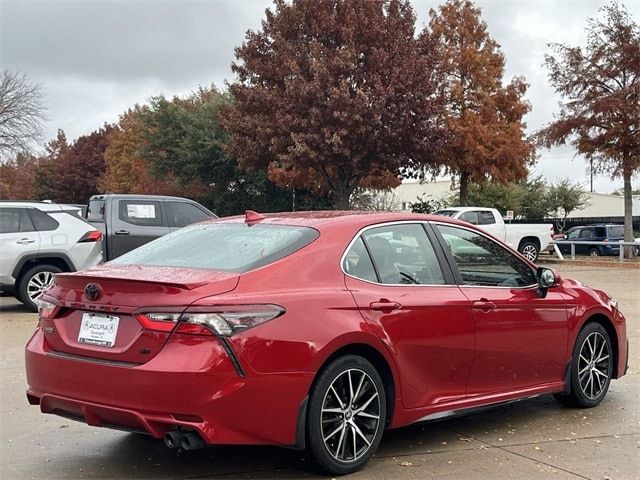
[343,222,475,409]
[433,223,568,396]
[166,201,212,232]
[577,227,595,254]
[109,199,170,259]
[0,208,41,280]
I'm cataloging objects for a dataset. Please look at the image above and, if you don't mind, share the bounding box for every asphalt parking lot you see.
[1,264,638,480]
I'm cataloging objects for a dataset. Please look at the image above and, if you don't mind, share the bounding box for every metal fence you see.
[549,240,640,262]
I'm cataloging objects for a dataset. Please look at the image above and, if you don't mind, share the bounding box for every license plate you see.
[78,313,120,348]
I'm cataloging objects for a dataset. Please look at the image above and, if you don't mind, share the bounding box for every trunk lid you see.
[41,265,238,364]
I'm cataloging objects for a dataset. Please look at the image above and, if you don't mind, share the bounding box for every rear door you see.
[344,222,474,409]
[433,223,568,395]
[0,208,41,281]
[109,199,170,259]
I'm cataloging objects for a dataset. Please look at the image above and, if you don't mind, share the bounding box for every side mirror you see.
[536,267,558,298]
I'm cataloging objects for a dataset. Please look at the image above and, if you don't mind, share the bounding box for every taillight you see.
[78,230,103,243]
[135,313,181,332]
[38,299,60,320]
[137,305,284,336]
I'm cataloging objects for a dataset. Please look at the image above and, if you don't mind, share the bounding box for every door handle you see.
[114,230,130,235]
[370,300,401,312]
[16,238,35,245]
[472,299,497,312]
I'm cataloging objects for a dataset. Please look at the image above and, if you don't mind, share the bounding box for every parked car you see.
[86,194,216,260]
[0,201,103,311]
[555,224,628,256]
[434,207,554,261]
[26,211,627,474]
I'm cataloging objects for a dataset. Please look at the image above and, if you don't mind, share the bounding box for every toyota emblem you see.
[85,283,101,301]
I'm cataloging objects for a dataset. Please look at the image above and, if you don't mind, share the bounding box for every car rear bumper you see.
[25,328,313,446]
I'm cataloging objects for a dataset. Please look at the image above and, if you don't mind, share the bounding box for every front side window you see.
[119,200,163,227]
[353,224,445,285]
[436,224,536,287]
[111,223,319,273]
[567,228,580,240]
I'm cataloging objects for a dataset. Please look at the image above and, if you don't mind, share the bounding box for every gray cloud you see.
[1,0,638,192]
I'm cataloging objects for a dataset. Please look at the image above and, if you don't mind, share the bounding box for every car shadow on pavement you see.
[56,394,613,479]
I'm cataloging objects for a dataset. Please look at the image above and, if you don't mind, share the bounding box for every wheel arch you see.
[581,313,620,379]
[518,236,541,251]
[295,341,398,450]
[12,253,75,282]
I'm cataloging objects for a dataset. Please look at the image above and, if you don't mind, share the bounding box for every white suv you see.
[0,202,103,311]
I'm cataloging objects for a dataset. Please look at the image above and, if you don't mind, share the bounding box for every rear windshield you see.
[434,210,458,217]
[110,223,319,273]
[607,226,624,238]
[87,199,105,221]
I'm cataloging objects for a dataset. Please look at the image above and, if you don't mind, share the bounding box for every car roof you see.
[203,210,470,231]
[0,201,78,212]
[89,193,197,201]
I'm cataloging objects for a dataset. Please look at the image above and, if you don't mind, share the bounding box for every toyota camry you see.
[25,211,628,475]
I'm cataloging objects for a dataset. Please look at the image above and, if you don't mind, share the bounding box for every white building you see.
[392,180,639,218]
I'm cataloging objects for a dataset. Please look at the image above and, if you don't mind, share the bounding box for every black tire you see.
[17,264,62,312]
[588,248,600,257]
[518,241,539,262]
[554,322,613,408]
[307,355,386,475]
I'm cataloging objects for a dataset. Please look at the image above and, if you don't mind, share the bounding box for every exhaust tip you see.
[164,431,183,449]
[180,431,205,451]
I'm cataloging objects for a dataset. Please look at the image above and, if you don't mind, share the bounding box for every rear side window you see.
[0,208,35,233]
[110,223,319,273]
[607,226,624,238]
[87,199,105,221]
[167,201,211,228]
[579,228,594,239]
[478,211,496,225]
[343,237,377,283]
[119,200,163,227]
[459,211,479,225]
[30,209,59,231]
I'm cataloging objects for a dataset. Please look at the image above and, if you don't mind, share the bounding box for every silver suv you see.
[0,202,103,311]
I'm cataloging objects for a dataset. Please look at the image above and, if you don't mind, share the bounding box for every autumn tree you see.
[0,70,46,159]
[222,0,443,208]
[35,126,112,203]
[100,107,188,196]
[425,0,535,206]
[138,87,324,215]
[0,151,39,199]
[538,2,639,252]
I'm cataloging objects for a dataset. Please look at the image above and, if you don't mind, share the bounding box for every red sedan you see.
[25,211,628,475]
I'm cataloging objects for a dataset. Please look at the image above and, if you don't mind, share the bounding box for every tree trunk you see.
[331,182,353,210]
[622,162,634,259]
[459,171,470,206]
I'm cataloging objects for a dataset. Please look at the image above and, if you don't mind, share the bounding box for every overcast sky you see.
[1,0,638,193]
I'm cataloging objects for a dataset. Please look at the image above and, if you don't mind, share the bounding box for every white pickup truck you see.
[434,207,554,261]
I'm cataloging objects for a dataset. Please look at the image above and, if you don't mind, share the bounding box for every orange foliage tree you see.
[425,0,535,206]
[537,2,639,248]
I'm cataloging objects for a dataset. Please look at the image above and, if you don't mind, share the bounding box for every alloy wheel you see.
[27,271,54,304]
[320,368,381,463]
[578,331,611,400]
[521,244,537,261]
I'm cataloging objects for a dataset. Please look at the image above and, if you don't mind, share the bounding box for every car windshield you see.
[110,222,319,273]
[434,210,458,217]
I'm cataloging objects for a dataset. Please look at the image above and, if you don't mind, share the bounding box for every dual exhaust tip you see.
[164,430,205,451]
